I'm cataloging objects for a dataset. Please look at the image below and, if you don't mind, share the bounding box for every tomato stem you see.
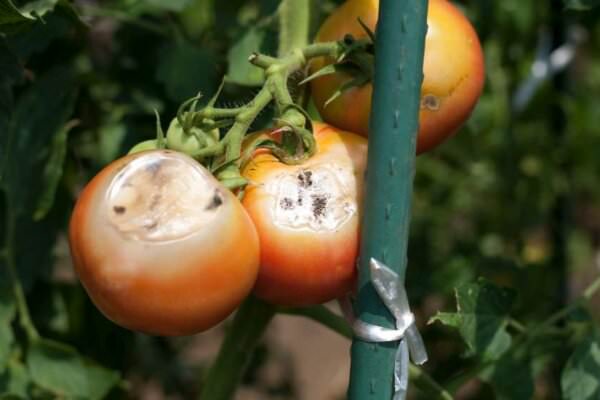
[199,296,276,400]
[161,39,362,191]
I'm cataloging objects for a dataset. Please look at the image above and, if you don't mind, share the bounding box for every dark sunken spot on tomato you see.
[280,197,294,210]
[297,170,313,188]
[113,206,126,214]
[205,189,223,211]
[311,194,328,218]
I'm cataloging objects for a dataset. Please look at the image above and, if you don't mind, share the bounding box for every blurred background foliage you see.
[1,0,600,399]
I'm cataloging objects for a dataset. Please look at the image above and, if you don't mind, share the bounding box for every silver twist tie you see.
[340,258,428,400]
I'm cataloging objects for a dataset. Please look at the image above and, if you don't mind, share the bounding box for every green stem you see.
[538,273,600,330]
[277,0,311,106]
[280,305,353,338]
[199,297,275,400]
[277,0,310,56]
[3,206,39,342]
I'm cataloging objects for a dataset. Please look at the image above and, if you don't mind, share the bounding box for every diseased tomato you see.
[69,150,259,336]
[311,0,485,154]
[242,122,367,306]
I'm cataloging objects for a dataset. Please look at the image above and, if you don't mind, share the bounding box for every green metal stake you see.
[347,0,428,399]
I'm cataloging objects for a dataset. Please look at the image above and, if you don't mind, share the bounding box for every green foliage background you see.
[1,0,600,399]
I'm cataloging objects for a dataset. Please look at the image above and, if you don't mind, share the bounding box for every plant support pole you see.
[348,0,428,399]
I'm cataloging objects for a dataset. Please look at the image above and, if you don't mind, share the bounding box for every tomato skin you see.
[69,150,259,336]
[311,0,485,154]
[242,122,367,306]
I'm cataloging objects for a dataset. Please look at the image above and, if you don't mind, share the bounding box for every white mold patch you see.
[106,151,223,242]
[267,165,357,232]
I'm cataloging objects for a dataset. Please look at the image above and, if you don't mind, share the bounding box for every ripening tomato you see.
[311,0,485,154]
[69,150,259,336]
[242,122,367,306]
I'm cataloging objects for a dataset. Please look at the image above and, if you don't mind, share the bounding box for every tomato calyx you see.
[128,39,363,192]
[302,33,374,107]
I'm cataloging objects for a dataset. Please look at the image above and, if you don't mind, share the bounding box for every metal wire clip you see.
[340,258,428,400]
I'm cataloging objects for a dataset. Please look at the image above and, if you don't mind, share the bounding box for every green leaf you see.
[0,395,25,400]
[561,332,600,399]
[563,0,600,9]
[1,66,76,214]
[156,41,219,103]
[429,279,516,360]
[0,0,35,26]
[1,67,76,288]
[227,27,267,86]
[0,0,74,33]
[33,120,77,221]
[7,9,75,59]
[27,339,120,399]
[480,353,534,400]
[0,39,22,182]
[0,360,30,397]
[0,287,15,371]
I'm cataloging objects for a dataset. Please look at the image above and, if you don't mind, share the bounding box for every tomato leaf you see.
[0,360,30,397]
[479,353,534,400]
[0,287,15,372]
[0,39,23,182]
[227,27,270,86]
[429,279,516,361]
[561,330,600,399]
[1,66,76,214]
[0,0,79,34]
[27,339,120,400]
[0,66,76,289]
[33,120,78,221]
[6,9,76,59]
[0,0,35,26]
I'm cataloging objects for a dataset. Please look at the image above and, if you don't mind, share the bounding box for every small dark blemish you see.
[146,160,162,177]
[421,94,440,111]
[205,189,223,211]
[280,197,294,210]
[297,170,313,188]
[145,221,158,231]
[297,195,303,206]
[113,206,126,215]
[311,194,328,218]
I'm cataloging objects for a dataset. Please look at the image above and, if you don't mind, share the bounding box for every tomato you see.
[242,122,367,306]
[69,150,259,336]
[310,0,485,154]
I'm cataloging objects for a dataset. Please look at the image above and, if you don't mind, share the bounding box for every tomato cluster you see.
[68,0,484,336]
[69,123,366,335]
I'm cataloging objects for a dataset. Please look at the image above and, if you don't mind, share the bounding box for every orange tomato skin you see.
[69,150,259,336]
[242,122,367,306]
[311,0,485,154]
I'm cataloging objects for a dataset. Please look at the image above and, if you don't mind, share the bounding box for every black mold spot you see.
[311,194,328,218]
[280,197,294,210]
[297,170,313,188]
[113,206,126,215]
[205,189,223,211]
